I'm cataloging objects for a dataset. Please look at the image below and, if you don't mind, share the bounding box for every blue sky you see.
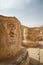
[0,0,43,27]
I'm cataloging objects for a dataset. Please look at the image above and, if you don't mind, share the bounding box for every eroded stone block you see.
[0,15,22,61]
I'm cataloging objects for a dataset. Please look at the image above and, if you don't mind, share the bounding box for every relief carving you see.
[0,15,22,63]
[7,23,16,43]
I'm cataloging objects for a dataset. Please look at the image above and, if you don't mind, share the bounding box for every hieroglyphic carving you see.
[7,22,16,43]
[0,15,22,61]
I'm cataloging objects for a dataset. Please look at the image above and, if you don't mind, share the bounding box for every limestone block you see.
[27,48,39,65]
[0,15,22,61]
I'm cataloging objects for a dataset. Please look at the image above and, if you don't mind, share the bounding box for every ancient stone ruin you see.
[0,15,43,65]
[22,25,43,47]
[0,15,29,65]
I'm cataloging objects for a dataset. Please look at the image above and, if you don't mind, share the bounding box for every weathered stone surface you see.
[22,40,39,48]
[22,25,43,48]
[0,48,29,65]
[22,25,43,65]
[27,48,39,65]
[22,25,39,47]
[22,25,43,41]
[0,15,22,61]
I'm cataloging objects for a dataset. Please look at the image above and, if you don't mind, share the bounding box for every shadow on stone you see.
[29,57,43,65]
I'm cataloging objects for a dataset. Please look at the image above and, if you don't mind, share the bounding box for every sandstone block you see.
[0,15,22,61]
[22,25,43,41]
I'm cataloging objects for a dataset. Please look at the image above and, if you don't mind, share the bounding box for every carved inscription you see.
[7,23,16,43]
[0,15,22,61]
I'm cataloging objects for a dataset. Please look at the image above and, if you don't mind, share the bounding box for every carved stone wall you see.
[22,25,43,47]
[0,15,22,61]
[22,25,43,41]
